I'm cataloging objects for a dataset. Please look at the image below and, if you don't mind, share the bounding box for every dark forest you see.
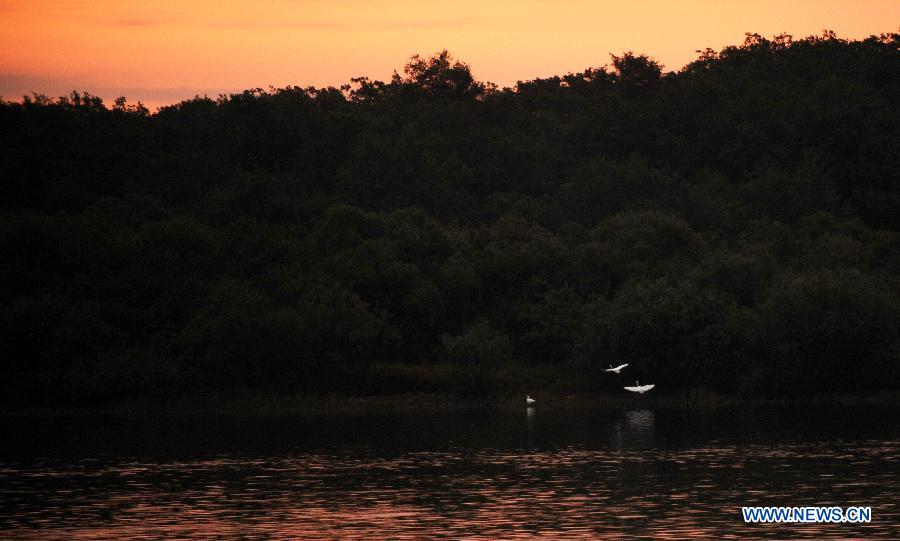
[2,31,898,406]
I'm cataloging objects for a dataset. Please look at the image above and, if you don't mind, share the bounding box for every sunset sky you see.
[1,0,896,110]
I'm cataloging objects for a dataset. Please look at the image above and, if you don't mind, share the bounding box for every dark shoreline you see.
[4,390,899,418]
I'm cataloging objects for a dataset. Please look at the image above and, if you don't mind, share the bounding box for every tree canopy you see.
[2,32,899,405]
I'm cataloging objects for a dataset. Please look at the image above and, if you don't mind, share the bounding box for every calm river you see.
[1,403,897,539]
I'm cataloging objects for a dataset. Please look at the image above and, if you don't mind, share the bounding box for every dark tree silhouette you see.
[1,34,899,406]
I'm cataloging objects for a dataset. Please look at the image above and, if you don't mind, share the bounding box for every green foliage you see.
[1,36,899,405]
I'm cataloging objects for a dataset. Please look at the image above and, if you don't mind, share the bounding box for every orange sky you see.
[1,0,896,110]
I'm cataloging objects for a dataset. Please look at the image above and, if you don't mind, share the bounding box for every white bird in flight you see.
[624,381,655,394]
[605,363,629,374]
[526,395,536,405]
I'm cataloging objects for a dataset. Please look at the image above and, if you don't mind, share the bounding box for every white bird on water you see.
[624,381,655,394]
[526,395,536,405]
[605,363,629,374]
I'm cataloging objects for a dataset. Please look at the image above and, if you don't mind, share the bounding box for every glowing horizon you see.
[1,0,896,110]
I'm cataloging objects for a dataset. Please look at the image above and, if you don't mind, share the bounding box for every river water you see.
[1,403,897,539]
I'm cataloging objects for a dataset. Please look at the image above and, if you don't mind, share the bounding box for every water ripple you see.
[1,438,897,539]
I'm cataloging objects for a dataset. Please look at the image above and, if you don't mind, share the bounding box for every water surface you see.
[1,404,897,539]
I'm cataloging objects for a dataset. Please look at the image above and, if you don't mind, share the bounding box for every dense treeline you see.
[2,32,899,405]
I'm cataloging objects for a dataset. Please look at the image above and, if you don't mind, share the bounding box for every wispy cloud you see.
[212,16,474,31]
[2,2,472,31]
[109,17,176,28]
[0,4,175,28]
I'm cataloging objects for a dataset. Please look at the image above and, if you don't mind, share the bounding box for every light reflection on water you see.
[1,406,898,539]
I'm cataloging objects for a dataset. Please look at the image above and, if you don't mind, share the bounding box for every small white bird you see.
[605,363,629,374]
[624,381,655,394]
[526,395,536,405]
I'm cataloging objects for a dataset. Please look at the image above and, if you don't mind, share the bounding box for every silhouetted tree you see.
[1,32,898,405]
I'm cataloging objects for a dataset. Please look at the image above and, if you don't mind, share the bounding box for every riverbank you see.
[4,389,899,418]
